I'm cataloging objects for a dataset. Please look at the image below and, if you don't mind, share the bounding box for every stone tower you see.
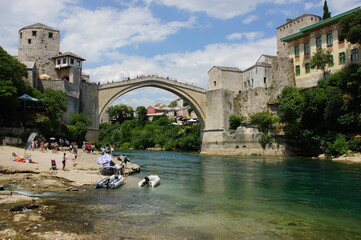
[276,14,321,58]
[18,23,60,79]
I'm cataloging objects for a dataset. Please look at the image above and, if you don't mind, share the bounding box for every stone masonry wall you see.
[80,82,99,141]
[201,57,294,155]
[235,57,294,117]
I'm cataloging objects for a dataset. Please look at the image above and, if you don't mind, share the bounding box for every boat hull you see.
[95,174,125,189]
[138,175,160,187]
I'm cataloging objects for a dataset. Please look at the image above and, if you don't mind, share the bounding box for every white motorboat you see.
[95,174,125,189]
[138,175,160,187]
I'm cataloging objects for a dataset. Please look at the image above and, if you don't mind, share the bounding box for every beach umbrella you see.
[97,154,113,165]
[18,94,40,102]
[18,94,40,110]
[39,74,51,80]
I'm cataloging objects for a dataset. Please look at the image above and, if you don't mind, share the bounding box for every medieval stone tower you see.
[18,23,60,80]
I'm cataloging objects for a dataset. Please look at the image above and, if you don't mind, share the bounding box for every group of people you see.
[82,142,95,154]
[28,138,72,153]
[100,145,116,155]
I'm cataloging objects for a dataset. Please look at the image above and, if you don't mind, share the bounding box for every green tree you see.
[67,113,91,143]
[34,88,67,137]
[278,64,361,156]
[310,49,333,79]
[168,100,177,107]
[322,0,331,20]
[250,111,280,133]
[0,46,29,118]
[229,114,246,130]
[135,106,148,126]
[43,88,67,120]
[108,104,134,123]
[339,9,361,44]
[278,86,304,122]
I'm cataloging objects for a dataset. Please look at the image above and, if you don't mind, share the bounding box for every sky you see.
[0,0,360,108]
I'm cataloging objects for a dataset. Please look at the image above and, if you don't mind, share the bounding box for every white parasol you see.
[96,154,113,165]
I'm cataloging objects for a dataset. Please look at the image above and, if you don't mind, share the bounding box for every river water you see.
[42,150,361,239]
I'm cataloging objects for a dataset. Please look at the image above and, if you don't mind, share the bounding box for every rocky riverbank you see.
[0,145,140,239]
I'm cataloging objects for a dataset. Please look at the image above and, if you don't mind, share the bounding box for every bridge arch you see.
[98,77,207,127]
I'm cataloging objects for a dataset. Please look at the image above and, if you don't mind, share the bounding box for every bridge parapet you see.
[99,76,206,93]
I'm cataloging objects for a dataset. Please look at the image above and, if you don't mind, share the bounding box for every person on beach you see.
[62,152,67,170]
[72,147,78,167]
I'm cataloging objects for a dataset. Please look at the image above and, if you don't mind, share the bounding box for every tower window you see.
[28,39,31,44]
[63,58,66,64]
[20,32,22,38]
[48,32,53,38]
[214,81,216,86]
[57,59,60,65]
[77,60,81,66]
[32,31,37,37]
[70,58,74,64]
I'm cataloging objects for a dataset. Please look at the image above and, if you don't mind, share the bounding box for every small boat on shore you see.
[95,174,125,189]
[138,175,160,187]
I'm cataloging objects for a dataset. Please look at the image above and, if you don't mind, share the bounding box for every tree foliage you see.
[135,106,148,126]
[310,49,333,78]
[322,0,331,20]
[43,88,67,120]
[250,111,280,133]
[108,104,134,123]
[0,46,29,117]
[278,64,361,156]
[97,117,200,152]
[229,114,246,130]
[339,9,361,44]
[168,100,177,108]
[67,113,91,144]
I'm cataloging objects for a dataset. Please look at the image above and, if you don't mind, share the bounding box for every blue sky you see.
[0,0,360,108]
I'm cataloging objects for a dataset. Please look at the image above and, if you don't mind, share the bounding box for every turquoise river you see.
[36,150,361,239]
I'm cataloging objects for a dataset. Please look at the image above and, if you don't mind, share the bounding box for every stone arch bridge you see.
[98,76,207,127]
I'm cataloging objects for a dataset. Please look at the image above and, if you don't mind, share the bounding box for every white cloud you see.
[86,36,276,107]
[0,0,75,55]
[85,36,276,86]
[226,32,265,41]
[60,6,195,62]
[304,0,360,13]
[146,0,300,19]
[327,0,361,14]
[242,15,258,24]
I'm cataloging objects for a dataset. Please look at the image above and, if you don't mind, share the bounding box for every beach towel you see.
[14,156,38,164]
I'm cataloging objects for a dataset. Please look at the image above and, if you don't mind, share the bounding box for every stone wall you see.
[0,127,36,143]
[204,89,234,131]
[235,57,294,117]
[276,14,321,58]
[18,26,60,79]
[201,127,285,156]
[80,82,99,141]
[201,57,294,156]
